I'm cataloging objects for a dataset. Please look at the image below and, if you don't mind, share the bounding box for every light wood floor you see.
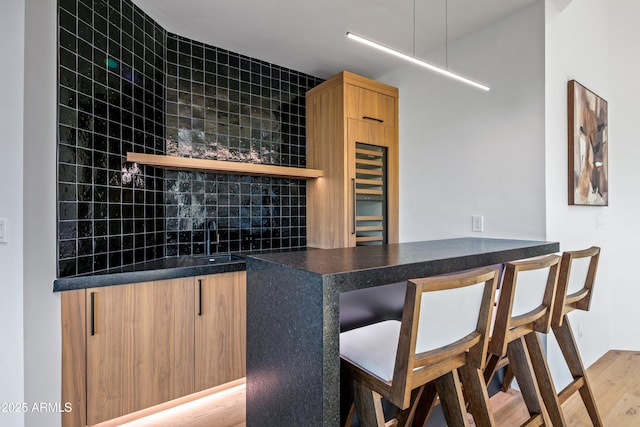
[100,350,640,426]
[486,350,640,426]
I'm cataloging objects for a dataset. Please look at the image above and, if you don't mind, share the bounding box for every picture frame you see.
[568,80,608,206]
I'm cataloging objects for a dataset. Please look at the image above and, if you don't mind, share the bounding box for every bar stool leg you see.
[524,332,568,427]
[501,364,515,392]
[507,337,550,425]
[353,381,386,427]
[553,317,604,426]
[459,365,495,427]
[483,354,501,386]
[433,371,470,427]
[409,382,437,427]
[395,386,434,427]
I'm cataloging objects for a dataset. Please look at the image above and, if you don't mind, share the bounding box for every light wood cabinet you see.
[345,84,397,127]
[86,279,195,425]
[61,271,246,427]
[195,271,246,391]
[306,71,399,249]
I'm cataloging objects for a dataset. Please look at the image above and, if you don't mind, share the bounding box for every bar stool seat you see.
[341,320,402,382]
[340,266,500,427]
[484,254,567,426]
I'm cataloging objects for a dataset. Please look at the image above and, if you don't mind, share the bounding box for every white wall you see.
[0,0,25,426]
[1,2,61,425]
[23,0,60,426]
[380,2,547,242]
[544,0,612,388]
[606,0,640,351]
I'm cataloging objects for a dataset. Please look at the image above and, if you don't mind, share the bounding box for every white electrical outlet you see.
[472,215,484,232]
[576,320,584,339]
[0,218,6,243]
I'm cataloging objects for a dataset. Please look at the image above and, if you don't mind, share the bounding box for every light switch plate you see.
[472,215,484,232]
[0,218,6,243]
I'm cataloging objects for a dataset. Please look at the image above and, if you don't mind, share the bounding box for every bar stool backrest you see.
[567,257,591,294]
[552,246,600,327]
[415,280,486,354]
[512,267,552,317]
[489,254,561,358]
[388,266,499,407]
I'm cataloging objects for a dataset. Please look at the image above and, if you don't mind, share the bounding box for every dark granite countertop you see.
[52,254,246,292]
[53,238,557,292]
[52,246,312,292]
[248,237,559,277]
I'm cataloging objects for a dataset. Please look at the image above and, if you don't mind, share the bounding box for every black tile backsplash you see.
[57,0,166,277]
[164,35,312,168]
[164,172,307,255]
[57,0,323,277]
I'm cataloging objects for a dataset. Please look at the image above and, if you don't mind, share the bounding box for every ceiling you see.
[131,0,540,80]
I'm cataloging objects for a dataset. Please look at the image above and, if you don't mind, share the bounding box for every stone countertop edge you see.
[245,237,560,277]
[52,260,246,292]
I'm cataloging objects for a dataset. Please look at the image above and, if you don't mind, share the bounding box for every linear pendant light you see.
[346,32,490,91]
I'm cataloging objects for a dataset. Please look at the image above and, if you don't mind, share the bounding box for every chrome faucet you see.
[205,219,219,255]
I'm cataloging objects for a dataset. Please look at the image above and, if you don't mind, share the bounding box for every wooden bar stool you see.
[340,266,499,427]
[485,254,567,426]
[550,246,603,425]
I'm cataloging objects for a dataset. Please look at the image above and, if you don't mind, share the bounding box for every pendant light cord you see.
[413,0,416,56]
[445,0,448,69]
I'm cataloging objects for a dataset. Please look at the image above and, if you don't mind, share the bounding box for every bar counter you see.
[245,237,559,426]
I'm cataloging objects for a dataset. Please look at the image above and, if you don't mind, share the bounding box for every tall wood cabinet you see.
[306,71,399,248]
[61,271,246,427]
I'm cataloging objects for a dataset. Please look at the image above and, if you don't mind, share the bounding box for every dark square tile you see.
[58,258,76,277]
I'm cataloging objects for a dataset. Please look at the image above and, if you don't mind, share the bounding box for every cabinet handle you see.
[90,292,96,336]
[352,178,356,235]
[198,279,202,316]
[362,116,384,123]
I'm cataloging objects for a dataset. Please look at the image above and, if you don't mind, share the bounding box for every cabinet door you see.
[346,84,397,127]
[195,271,247,391]
[85,279,195,425]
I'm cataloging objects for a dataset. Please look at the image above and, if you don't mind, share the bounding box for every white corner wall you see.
[544,0,612,388]
[23,0,60,426]
[606,0,640,350]
[0,0,26,426]
[379,2,547,242]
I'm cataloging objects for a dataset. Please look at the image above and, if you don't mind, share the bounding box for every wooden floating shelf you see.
[127,153,323,179]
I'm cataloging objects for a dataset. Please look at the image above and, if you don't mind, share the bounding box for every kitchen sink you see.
[192,253,245,263]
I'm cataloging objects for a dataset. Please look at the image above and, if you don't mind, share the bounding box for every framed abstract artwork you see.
[568,80,608,206]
